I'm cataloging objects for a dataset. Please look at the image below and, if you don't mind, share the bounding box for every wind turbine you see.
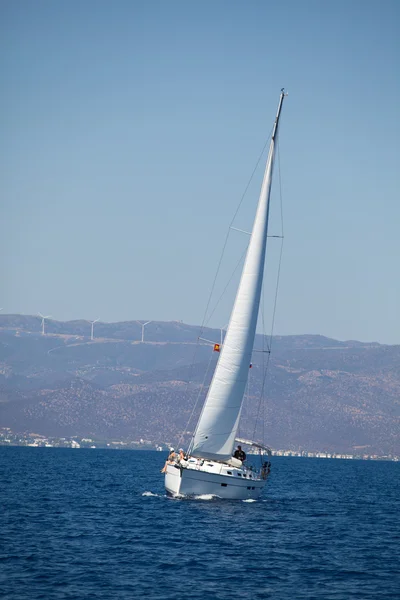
[88,318,99,341]
[38,313,52,335]
[136,320,152,343]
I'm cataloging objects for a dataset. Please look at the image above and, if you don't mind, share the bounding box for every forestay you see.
[191,91,286,462]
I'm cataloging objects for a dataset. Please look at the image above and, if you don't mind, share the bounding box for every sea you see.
[0,448,399,600]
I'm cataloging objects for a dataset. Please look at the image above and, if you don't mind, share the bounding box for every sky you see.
[1,0,399,344]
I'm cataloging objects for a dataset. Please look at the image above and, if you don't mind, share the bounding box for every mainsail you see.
[191,91,286,461]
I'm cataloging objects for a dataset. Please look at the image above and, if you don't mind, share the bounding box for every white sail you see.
[191,91,286,461]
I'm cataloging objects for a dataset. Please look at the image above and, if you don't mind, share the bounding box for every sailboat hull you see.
[165,463,266,500]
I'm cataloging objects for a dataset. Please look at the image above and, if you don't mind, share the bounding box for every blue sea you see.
[0,448,399,600]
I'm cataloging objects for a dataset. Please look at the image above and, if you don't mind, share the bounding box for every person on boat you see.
[233,445,246,462]
[261,461,271,480]
[178,448,185,461]
[161,448,176,473]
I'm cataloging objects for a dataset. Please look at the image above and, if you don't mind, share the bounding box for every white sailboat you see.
[165,89,286,500]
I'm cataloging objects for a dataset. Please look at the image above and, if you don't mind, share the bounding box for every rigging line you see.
[255,239,283,441]
[265,249,284,354]
[199,127,274,335]
[253,138,286,441]
[178,349,215,451]
[204,246,248,329]
[228,125,274,234]
[262,362,265,444]
[262,284,266,444]
[261,277,270,353]
[175,337,203,427]
[278,136,285,238]
[252,282,267,441]
[238,350,253,439]
[179,243,242,424]
[257,254,284,440]
[253,337,273,440]
[267,137,285,354]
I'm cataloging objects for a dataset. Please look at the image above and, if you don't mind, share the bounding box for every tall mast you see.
[272,88,286,141]
[191,90,286,461]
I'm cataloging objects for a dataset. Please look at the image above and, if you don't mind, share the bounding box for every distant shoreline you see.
[0,442,398,463]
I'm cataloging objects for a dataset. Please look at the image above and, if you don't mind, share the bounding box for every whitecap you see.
[193,494,221,501]
[242,498,257,503]
[142,491,158,497]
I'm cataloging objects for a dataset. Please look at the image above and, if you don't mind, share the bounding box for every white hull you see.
[165,461,267,500]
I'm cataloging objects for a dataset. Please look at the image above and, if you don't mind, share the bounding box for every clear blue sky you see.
[1,0,399,344]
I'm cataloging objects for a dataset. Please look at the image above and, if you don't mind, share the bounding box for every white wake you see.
[193,494,221,501]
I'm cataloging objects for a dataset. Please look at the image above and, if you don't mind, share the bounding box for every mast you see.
[191,90,286,461]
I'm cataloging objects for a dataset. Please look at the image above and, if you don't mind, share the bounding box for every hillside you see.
[0,314,399,454]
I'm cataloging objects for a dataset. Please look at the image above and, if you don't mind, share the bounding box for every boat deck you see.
[182,457,264,481]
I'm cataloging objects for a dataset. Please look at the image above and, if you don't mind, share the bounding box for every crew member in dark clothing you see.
[233,445,246,462]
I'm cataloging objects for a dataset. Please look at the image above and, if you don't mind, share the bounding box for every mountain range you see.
[0,314,399,455]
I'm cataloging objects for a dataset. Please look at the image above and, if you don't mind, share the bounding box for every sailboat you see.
[165,89,286,499]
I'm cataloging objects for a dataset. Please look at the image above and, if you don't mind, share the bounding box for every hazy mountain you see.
[0,315,399,455]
